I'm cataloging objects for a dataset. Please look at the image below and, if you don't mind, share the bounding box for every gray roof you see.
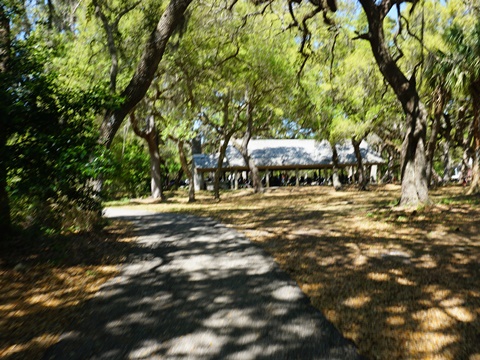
[193,139,384,171]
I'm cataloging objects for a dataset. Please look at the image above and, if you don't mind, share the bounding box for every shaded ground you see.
[43,210,362,359]
[135,184,480,360]
[0,221,135,360]
[1,184,479,359]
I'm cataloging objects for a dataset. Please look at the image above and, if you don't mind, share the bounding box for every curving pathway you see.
[43,208,364,360]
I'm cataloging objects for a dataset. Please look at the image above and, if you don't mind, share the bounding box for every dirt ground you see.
[143,184,480,360]
[1,184,479,360]
[0,221,135,360]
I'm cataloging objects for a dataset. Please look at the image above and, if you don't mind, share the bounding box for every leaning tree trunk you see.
[99,0,192,148]
[331,143,342,191]
[0,4,11,235]
[467,79,480,195]
[359,0,429,206]
[352,137,367,190]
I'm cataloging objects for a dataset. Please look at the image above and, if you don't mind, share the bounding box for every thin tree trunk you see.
[426,87,447,186]
[331,143,342,191]
[99,0,192,148]
[214,138,232,200]
[442,140,452,182]
[467,79,480,195]
[425,114,440,187]
[233,100,263,193]
[145,131,164,199]
[0,4,11,235]
[442,114,452,182]
[178,140,195,202]
[352,137,367,190]
[213,92,240,200]
[0,130,9,235]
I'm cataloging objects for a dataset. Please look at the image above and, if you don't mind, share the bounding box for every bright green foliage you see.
[2,36,114,235]
[102,138,151,199]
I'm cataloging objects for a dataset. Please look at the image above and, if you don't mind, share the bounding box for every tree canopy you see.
[2,0,480,235]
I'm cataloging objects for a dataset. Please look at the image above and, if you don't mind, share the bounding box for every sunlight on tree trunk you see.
[331,144,342,191]
[146,133,164,200]
[399,100,430,206]
[130,113,165,200]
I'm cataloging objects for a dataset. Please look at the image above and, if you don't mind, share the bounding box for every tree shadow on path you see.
[43,210,364,360]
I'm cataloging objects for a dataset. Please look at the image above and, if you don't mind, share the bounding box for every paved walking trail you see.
[44,209,363,359]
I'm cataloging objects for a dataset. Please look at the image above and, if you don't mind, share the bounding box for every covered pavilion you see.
[192,139,385,190]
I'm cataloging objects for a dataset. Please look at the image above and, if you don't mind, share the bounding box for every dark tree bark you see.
[467,79,480,195]
[0,4,11,235]
[441,114,453,182]
[358,0,429,206]
[352,137,368,190]
[99,0,192,148]
[130,113,165,200]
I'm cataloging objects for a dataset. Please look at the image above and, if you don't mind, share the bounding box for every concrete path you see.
[43,209,363,360]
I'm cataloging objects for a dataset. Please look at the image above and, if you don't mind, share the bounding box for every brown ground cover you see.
[143,184,479,360]
[0,221,135,360]
[1,185,479,360]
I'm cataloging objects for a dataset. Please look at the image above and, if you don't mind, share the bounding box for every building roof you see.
[193,139,384,171]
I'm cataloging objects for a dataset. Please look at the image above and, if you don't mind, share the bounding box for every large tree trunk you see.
[130,113,165,200]
[352,137,367,190]
[399,98,429,205]
[99,0,192,148]
[233,140,262,193]
[467,79,480,195]
[359,0,429,206]
[0,4,11,235]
